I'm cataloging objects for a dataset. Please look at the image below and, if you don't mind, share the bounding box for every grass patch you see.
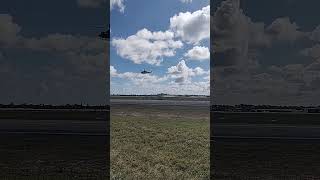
[111,105,209,179]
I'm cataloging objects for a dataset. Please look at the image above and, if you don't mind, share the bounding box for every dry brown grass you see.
[111,105,210,179]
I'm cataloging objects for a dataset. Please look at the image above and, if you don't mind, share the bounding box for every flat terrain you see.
[0,109,108,121]
[111,95,209,101]
[0,135,108,179]
[212,139,320,179]
[3,98,320,179]
[111,98,320,179]
[111,99,209,107]
[212,111,320,140]
[110,100,210,179]
[0,109,109,179]
[213,123,320,139]
[213,111,320,125]
[0,119,107,135]
[212,111,320,179]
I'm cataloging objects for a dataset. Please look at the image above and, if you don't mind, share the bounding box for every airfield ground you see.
[213,111,320,125]
[212,111,320,179]
[1,96,320,179]
[111,97,320,179]
[0,135,108,180]
[0,110,109,180]
[110,101,210,179]
[212,139,320,179]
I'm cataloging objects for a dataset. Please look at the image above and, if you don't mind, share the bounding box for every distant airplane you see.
[141,69,152,74]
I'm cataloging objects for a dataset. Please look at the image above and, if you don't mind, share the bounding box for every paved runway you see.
[212,123,320,140]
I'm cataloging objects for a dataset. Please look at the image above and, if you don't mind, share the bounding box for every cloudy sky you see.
[0,0,109,105]
[212,0,320,106]
[110,0,210,95]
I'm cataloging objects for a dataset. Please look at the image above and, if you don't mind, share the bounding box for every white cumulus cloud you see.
[185,46,210,61]
[167,60,208,83]
[170,5,210,44]
[110,66,118,77]
[112,28,183,65]
[110,0,125,12]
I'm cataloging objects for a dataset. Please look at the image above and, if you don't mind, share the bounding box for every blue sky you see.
[110,0,210,95]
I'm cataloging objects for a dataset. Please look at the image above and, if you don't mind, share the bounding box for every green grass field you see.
[111,104,210,179]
